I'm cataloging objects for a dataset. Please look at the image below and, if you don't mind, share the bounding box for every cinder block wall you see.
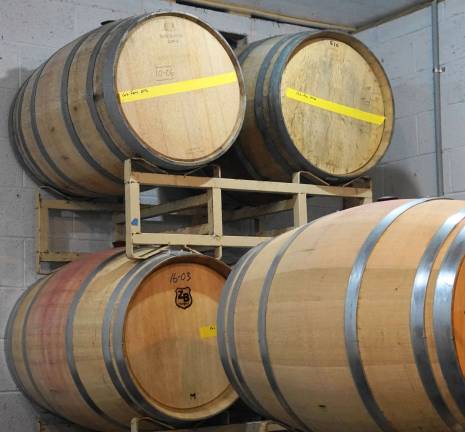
[359,0,465,200]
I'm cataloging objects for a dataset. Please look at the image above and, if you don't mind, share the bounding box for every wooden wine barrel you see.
[221,31,394,184]
[10,12,245,198]
[218,199,465,432]
[6,248,236,431]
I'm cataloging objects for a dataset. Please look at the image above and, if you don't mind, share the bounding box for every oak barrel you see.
[218,199,465,432]
[10,12,245,198]
[221,31,394,184]
[6,248,236,431]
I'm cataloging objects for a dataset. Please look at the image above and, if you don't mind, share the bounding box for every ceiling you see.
[183,0,431,30]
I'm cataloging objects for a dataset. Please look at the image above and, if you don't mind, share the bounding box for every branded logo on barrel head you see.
[175,287,192,309]
[164,22,175,32]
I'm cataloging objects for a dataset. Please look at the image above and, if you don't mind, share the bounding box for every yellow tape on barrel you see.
[285,87,386,126]
[118,71,237,104]
[199,325,217,339]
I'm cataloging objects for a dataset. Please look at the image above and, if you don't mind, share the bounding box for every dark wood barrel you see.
[6,248,236,431]
[220,31,394,184]
[218,199,465,432]
[9,12,245,198]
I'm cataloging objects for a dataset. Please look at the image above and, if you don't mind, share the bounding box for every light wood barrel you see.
[218,199,465,432]
[221,31,393,184]
[10,12,245,198]
[6,248,236,431]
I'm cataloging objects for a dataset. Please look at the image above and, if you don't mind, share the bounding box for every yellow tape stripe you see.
[118,71,237,104]
[199,325,217,339]
[285,87,386,126]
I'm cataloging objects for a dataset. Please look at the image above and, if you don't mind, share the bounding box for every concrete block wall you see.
[358,0,465,200]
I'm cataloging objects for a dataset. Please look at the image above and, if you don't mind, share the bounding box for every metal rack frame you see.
[35,192,123,274]
[34,159,372,270]
[124,159,372,260]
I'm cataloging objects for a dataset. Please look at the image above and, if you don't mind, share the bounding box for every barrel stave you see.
[67,23,125,188]
[34,36,120,196]
[71,253,140,427]
[19,68,76,194]
[6,278,53,412]
[26,249,120,430]
[356,201,465,431]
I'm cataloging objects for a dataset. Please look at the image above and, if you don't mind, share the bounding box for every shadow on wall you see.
[370,162,433,200]
[1,66,35,180]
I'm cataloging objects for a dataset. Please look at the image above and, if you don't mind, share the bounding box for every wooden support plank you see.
[114,193,208,224]
[132,172,371,198]
[132,233,270,248]
[224,199,294,222]
[166,224,210,235]
[39,252,87,262]
[43,200,122,212]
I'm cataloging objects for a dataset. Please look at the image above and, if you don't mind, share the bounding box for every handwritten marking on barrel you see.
[285,87,386,126]
[170,271,192,284]
[118,71,238,103]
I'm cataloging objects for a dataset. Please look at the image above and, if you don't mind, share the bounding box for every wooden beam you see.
[132,233,270,248]
[43,200,122,212]
[132,172,372,198]
[166,223,210,235]
[114,194,208,224]
[224,199,294,222]
[39,251,87,262]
